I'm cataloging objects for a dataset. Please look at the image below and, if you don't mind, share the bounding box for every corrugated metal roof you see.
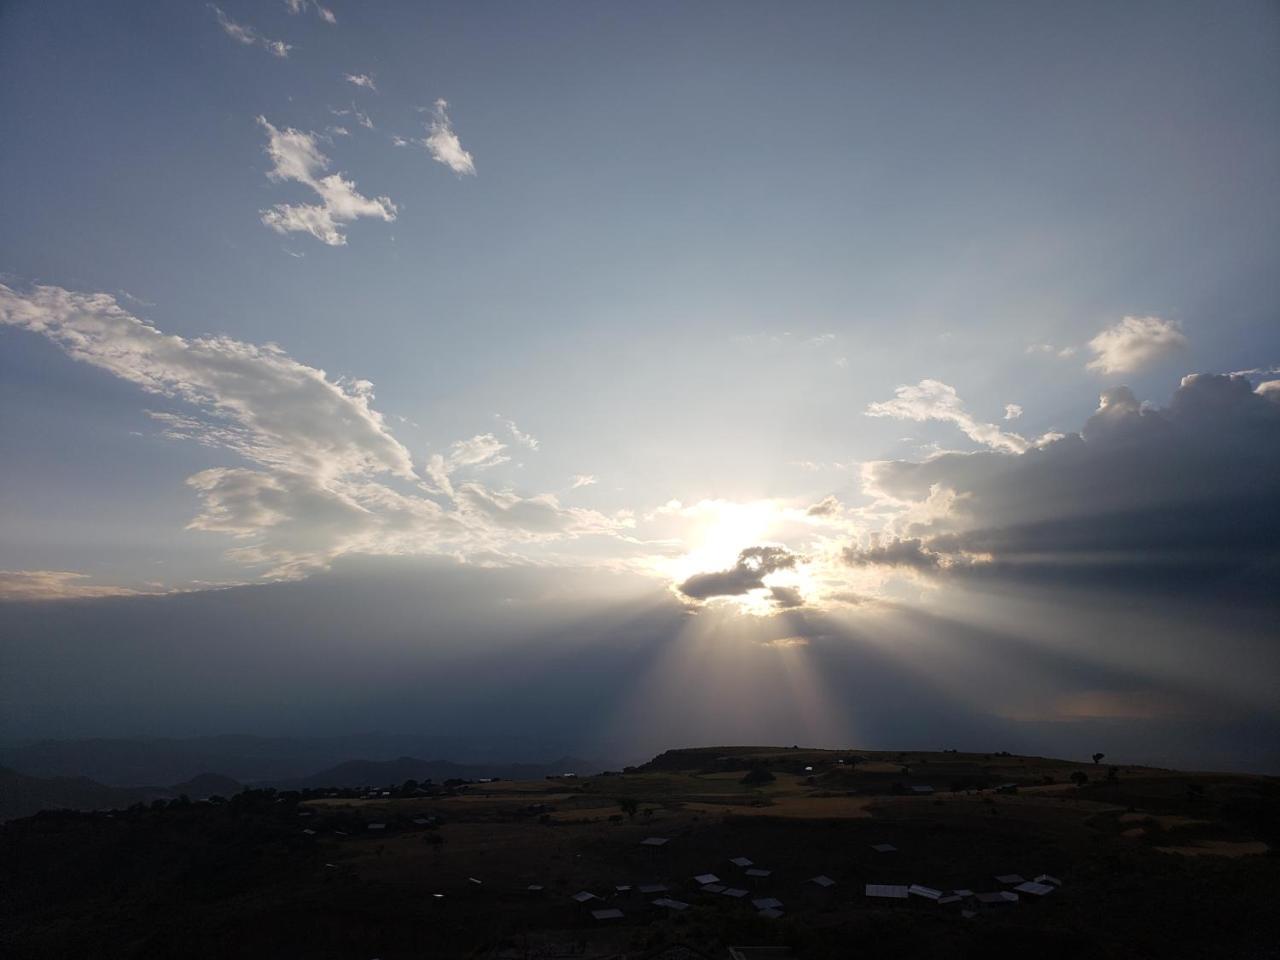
[865,884,909,899]
[909,884,942,900]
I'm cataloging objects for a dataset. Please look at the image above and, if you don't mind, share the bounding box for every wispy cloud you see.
[0,570,144,602]
[258,117,396,246]
[496,415,540,450]
[344,73,377,92]
[423,99,475,175]
[211,5,290,58]
[571,474,598,489]
[1087,316,1187,375]
[285,0,336,24]
[866,379,1032,454]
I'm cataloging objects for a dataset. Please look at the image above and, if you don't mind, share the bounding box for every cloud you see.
[1027,343,1077,358]
[841,536,943,570]
[258,117,396,245]
[425,434,510,497]
[857,373,1280,597]
[0,571,143,602]
[496,416,540,450]
[0,284,414,480]
[423,99,476,175]
[285,0,336,23]
[1003,403,1023,421]
[806,495,841,517]
[678,546,799,601]
[211,6,290,58]
[768,585,805,609]
[332,105,374,130]
[0,284,626,579]
[1087,316,1188,375]
[345,73,377,92]
[866,379,1032,454]
[571,474,598,489]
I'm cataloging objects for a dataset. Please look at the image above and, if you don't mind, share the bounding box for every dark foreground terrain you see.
[2,746,1277,959]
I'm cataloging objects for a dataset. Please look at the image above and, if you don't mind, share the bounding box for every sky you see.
[1,1,1278,770]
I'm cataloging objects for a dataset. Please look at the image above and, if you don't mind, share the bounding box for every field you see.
[2,746,1277,959]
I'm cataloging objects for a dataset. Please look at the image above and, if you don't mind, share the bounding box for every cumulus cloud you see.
[211,6,290,57]
[678,546,799,601]
[1087,316,1187,374]
[285,0,335,23]
[345,73,377,91]
[866,379,1032,454]
[857,373,1280,597]
[0,285,625,579]
[1003,403,1023,421]
[258,117,396,245]
[423,99,475,175]
[0,571,144,602]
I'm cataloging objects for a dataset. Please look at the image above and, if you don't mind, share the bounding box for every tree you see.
[1092,753,1105,765]
[740,768,776,786]
[617,796,639,819]
[1071,771,1088,788]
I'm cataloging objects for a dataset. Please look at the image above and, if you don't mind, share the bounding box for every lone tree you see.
[1092,752,1105,765]
[617,796,639,819]
[1071,770,1089,788]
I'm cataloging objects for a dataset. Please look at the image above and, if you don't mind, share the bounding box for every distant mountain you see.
[273,755,599,790]
[0,733,597,787]
[170,772,244,799]
[0,766,149,821]
[0,767,244,822]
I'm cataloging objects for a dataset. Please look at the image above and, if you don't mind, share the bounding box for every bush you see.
[740,768,776,786]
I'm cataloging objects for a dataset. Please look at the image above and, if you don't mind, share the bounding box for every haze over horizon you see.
[2,1,1278,774]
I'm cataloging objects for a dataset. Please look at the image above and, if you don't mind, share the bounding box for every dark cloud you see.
[842,537,942,570]
[862,374,1280,598]
[806,495,841,517]
[677,545,798,600]
[768,585,805,608]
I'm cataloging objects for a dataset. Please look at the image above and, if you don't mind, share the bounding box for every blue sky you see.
[1,1,1278,766]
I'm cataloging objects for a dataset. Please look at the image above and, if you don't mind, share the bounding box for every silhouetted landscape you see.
[2,744,1277,958]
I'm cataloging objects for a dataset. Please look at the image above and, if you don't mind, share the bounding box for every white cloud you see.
[423,99,476,175]
[330,105,374,130]
[866,379,1032,454]
[496,415,540,450]
[211,6,290,58]
[1,284,627,580]
[1087,316,1187,375]
[258,117,396,245]
[571,474,598,489]
[285,0,336,23]
[1003,403,1023,421]
[345,73,377,92]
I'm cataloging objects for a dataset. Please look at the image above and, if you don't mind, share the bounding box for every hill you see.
[0,767,243,822]
[2,745,1276,958]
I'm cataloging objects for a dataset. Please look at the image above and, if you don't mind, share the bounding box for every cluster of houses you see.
[540,837,1064,924]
